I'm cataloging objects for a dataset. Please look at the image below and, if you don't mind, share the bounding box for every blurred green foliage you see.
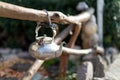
[104,0,120,49]
[0,0,120,50]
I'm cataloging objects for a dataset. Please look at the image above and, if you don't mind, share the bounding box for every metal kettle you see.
[29,16,63,60]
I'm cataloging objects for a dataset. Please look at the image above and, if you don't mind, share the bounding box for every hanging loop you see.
[44,9,57,40]
[35,22,41,40]
[35,10,57,42]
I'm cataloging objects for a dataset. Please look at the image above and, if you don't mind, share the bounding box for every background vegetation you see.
[0,0,119,50]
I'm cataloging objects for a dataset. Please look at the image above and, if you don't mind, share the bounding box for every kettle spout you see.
[55,42,66,58]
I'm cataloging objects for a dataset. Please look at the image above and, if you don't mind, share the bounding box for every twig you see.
[0,1,94,24]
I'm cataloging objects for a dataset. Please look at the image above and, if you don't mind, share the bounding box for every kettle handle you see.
[35,10,57,41]
[44,9,57,41]
[35,22,42,40]
[35,23,56,43]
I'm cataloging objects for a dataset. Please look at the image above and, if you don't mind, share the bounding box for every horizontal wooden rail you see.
[0,1,94,25]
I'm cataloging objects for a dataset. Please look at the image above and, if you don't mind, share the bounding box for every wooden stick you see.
[59,24,82,79]
[97,0,104,46]
[0,1,94,24]
[21,59,44,80]
[55,25,73,44]
[62,47,92,55]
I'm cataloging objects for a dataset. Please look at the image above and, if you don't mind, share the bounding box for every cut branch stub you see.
[49,11,67,24]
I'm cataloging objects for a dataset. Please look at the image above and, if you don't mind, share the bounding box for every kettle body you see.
[29,36,63,60]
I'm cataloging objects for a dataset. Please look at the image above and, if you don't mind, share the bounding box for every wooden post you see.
[97,0,104,46]
[59,24,82,79]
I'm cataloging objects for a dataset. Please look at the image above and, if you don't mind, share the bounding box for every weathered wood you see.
[82,33,99,49]
[76,61,93,80]
[91,55,107,77]
[97,0,104,46]
[0,1,94,24]
[64,43,105,55]
[59,24,82,79]
[55,25,73,44]
[21,59,44,80]
[82,19,97,36]
[81,15,98,49]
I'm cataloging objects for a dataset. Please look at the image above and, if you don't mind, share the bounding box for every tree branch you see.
[55,25,73,44]
[0,1,94,24]
[21,59,44,80]
[62,47,92,55]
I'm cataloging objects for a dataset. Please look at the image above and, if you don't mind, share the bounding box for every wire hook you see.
[44,9,57,41]
[44,9,52,27]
